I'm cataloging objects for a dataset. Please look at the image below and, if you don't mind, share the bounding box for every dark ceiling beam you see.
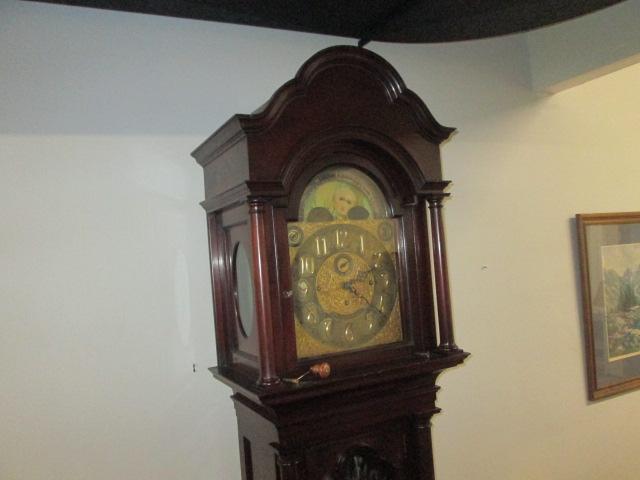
[374,0,628,42]
[24,0,629,44]
[356,0,421,48]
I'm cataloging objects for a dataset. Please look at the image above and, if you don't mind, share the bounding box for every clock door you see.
[287,166,404,359]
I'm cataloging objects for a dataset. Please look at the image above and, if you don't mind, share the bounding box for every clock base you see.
[216,354,467,480]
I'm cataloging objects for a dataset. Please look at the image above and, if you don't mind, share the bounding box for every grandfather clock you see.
[192,46,467,480]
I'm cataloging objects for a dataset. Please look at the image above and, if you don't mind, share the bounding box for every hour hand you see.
[340,278,360,296]
[341,281,383,314]
[340,269,372,290]
[341,279,355,290]
[354,268,373,281]
[341,277,367,292]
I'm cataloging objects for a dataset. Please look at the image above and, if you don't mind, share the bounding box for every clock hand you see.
[354,267,374,282]
[342,282,384,315]
[342,268,374,290]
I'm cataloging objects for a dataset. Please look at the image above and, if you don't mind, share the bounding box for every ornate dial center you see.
[316,253,374,316]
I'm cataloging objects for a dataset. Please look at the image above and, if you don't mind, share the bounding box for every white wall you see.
[1,1,639,479]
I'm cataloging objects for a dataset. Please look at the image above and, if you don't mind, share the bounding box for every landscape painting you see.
[602,243,640,361]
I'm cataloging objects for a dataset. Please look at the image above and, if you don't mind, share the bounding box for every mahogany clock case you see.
[193,46,468,480]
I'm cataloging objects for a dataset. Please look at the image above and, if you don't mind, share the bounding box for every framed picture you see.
[577,212,640,399]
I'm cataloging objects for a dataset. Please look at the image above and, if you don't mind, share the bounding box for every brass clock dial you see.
[288,166,404,358]
[292,222,398,350]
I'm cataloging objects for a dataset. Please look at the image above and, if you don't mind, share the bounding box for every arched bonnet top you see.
[193,46,455,206]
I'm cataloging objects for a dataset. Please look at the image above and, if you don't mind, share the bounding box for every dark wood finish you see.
[207,212,231,368]
[223,356,466,480]
[412,414,437,479]
[576,212,640,400]
[412,198,437,354]
[194,46,468,479]
[249,199,281,386]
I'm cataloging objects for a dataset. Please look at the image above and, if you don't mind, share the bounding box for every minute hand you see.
[343,282,383,315]
[347,267,375,284]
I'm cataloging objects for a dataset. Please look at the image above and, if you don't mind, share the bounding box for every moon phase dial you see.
[291,223,398,350]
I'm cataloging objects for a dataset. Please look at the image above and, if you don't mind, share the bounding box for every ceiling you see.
[28,0,626,45]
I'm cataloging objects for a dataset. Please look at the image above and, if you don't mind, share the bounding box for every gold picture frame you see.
[577,212,640,399]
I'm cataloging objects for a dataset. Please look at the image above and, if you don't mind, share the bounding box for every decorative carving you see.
[324,446,395,480]
[277,451,305,480]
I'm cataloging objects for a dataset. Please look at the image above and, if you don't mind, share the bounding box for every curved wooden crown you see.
[239,46,455,144]
[192,46,456,207]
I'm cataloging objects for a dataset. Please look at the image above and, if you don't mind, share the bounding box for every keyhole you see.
[338,258,349,272]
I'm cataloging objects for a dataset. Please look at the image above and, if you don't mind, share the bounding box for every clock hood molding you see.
[192,46,455,212]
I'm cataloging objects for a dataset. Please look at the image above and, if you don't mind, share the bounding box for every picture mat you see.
[601,243,640,361]
[582,218,640,396]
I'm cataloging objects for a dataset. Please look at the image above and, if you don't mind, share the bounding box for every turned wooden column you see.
[412,414,437,480]
[248,198,280,385]
[426,193,459,352]
[409,197,437,354]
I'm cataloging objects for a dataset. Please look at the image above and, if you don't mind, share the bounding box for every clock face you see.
[289,167,403,358]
